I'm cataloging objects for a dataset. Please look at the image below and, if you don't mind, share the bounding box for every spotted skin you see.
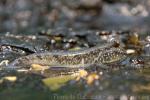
[7,43,127,69]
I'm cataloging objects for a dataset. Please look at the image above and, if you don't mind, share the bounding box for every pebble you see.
[3,76,17,82]
[120,94,128,100]
[145,36,150,42]
[143,43,150,56]
[126,49,136,54]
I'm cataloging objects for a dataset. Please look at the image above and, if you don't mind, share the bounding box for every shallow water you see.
[0,0,150,100]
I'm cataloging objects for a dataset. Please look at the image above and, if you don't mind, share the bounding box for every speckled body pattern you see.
[8,43,127,69]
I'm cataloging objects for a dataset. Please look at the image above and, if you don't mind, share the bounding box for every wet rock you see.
[0,34,50,53]
[61,0,102,10]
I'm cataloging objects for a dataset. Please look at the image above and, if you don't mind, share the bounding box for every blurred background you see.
[0,0,150,34]
[0,1,150,100]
